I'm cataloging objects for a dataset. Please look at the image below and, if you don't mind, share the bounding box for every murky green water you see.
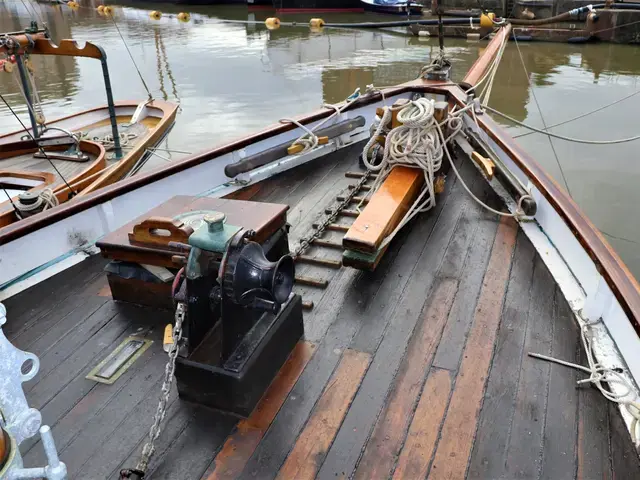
[1,0,639,278]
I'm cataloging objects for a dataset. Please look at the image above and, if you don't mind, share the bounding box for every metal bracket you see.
[0,303,41,446]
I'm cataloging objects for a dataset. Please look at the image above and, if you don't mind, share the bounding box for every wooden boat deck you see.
[3,143,640,479]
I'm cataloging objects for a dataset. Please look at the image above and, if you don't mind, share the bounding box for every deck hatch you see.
[86,336,152,384]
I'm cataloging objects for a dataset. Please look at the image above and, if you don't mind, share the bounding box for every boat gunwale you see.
[0,82,638,339]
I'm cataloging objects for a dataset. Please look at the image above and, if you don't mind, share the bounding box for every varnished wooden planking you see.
[24,302,125,403]
[316,161,483,480]
[354,280,458,479]
[238,282,362,479]
[114,393,192,478]
[392,368,452,479]
[276,349,370,480]
[429,217,517,480]
[343,166,423,254]
[503,256,555,479]
[24,349,163,471]
[145,407,237,480]
[207,341,315,480]
[467,231,536,479]
[348,156,475,354]
[540,289,579,480]
[432,185,500,370]
[11,295,107,352]
[3,255,106,338]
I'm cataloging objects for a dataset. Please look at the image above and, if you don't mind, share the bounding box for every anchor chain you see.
[120,302,185,480]
[292,170,371,259]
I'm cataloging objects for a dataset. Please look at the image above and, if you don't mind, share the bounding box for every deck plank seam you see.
[118,395,192,480]
[385,294,461,479]
[258,348,352,476]
[55,351,167,467]
[25,304,124,394]
[301,349,373,479]
[393,365,457,479]
[338,162,486,478]
[483,232,536,477]
[10,294,108,350]
[536,280,558,480]
[5,266,105,340]
[44,349,161,461]
[345,199,475,476]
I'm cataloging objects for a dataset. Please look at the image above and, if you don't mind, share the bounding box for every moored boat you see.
[0,29,178,231]
[1,23,640,480]
[361,0,423,16]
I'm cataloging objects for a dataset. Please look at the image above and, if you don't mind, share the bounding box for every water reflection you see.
[1,1,639,277]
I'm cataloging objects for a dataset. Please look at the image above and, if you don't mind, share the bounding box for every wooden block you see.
[355,280,458,479]
[342,245,387,271]
[207,341,316,480]
[429,218,518,480]
[343,166,423,254]
[392,368,453,479]
[276,349,370,480]
[128,216,193,248]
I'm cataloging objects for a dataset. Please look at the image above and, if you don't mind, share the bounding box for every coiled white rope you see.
[14,188,58,219]
[529,319,640,447]
[78,131,138,152]
[361,97,530,249]
[280,89,362,155]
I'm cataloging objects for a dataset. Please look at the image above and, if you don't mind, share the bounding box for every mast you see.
[1,28,123,159]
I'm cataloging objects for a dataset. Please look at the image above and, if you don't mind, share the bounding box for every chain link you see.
[292,170,371,259]
[134,302,185,475]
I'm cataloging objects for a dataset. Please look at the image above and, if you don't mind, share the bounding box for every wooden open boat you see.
[0,30,178,230]
[1,24,640,480]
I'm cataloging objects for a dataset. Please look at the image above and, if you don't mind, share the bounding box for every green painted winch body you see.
[186,211,241,280]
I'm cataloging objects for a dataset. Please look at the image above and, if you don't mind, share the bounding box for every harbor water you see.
[1,1,639,279]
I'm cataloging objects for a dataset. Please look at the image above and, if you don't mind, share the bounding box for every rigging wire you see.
[0,92,76,195]
[484,105,640,144]
[511,35,572,197]
[514,88,640,139]
[108,15,154,100]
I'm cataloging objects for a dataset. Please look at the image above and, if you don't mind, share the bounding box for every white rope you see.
[360,97,529,250]
[14,188,58,219]
[529,319,640,446]
[280,88,361,155]
[79,131,138,151]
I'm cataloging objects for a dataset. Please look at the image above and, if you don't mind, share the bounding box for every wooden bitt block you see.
[294,275,329,288]
[391,98,411,128]
[301,300,314,310]
[296,256,342,269]
[343,166,424,255]
[433,101,449,124]
[313,223,349,232]
[342,245,387,271]
[311,238,343,249]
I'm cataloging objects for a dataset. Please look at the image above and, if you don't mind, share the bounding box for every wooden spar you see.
[343,167,424,255]
[0,34,104,60]
[462,23,512,87]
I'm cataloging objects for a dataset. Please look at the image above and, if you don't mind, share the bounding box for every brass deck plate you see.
[86,336,153,385]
